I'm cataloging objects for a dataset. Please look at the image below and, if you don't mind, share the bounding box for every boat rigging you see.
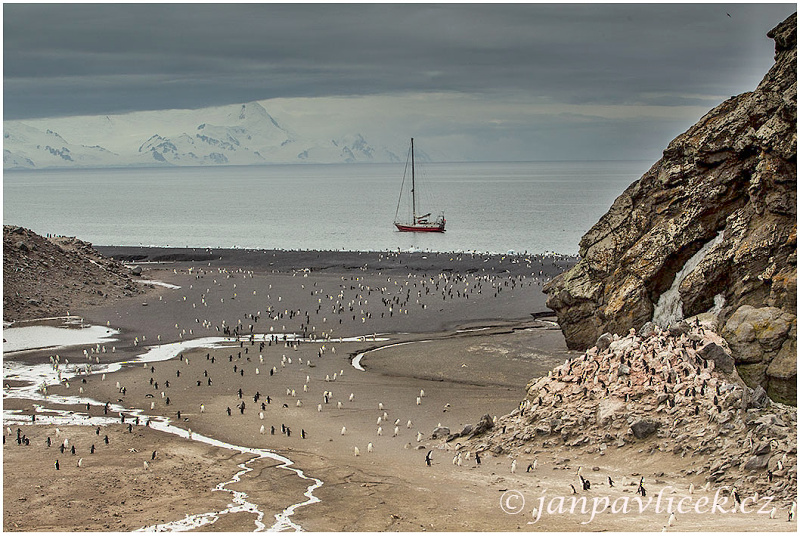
[393,138,445,233]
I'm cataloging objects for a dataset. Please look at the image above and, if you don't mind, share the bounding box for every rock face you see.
[545,14,797,403]
[3,226,143,321]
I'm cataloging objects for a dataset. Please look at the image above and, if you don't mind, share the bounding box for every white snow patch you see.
[3,325,119,353]
[138,279,181,289]
[652,231,724,328]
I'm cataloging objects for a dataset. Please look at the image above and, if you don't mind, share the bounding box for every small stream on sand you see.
[2,325,375,531]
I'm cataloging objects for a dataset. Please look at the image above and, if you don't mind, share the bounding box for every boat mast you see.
[411,137,416,224]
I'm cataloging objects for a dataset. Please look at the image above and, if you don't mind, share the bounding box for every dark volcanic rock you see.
[467,414,494,439]
[699,342,736,375]
[630,418,659,439]
[544,14,797,403]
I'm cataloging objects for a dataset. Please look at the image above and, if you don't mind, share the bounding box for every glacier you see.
[3,101,404,169]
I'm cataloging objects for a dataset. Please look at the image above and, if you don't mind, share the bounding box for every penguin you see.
[425,450,433,466]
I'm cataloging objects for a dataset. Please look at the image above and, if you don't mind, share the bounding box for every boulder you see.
[699,343,736,375]
[750,385,770,409]
[752,440,772,456]
[638,321,659,339]
[595,333,613,352]
[766,318,797,404]
[596,399,625,426]
[722,305,794,363]
[630,419,659,439]
[431,426,450,439]
[744,454,771,471]
[668,321,691,337]
[534,421,552,436]
[467,414,494,438]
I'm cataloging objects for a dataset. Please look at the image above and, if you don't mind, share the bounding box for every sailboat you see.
[393,138,446,232]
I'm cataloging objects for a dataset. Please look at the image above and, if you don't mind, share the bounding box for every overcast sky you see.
[3,3,796,161]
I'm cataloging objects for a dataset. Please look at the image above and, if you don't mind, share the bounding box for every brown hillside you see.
[3,226,143,322]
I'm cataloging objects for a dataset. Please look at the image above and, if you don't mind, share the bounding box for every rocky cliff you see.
[3,226,143,322]
[545,14,797,404]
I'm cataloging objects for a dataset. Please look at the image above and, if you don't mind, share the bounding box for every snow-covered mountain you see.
[3,102,406,169]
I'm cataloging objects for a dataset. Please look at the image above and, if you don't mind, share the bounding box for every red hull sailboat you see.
[393,138,445,233]
[394,221,446,232]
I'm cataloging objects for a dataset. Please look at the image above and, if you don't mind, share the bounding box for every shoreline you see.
[95,245,579,280]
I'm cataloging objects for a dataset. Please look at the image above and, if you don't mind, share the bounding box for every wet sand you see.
[3,249,796,531]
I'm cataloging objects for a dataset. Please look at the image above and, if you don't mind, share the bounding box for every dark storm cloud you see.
[3,3,796,119]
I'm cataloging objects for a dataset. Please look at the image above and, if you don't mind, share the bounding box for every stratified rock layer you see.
[545,14,797,403]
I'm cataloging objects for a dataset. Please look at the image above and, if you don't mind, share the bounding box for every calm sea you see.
[3,161,649,255]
